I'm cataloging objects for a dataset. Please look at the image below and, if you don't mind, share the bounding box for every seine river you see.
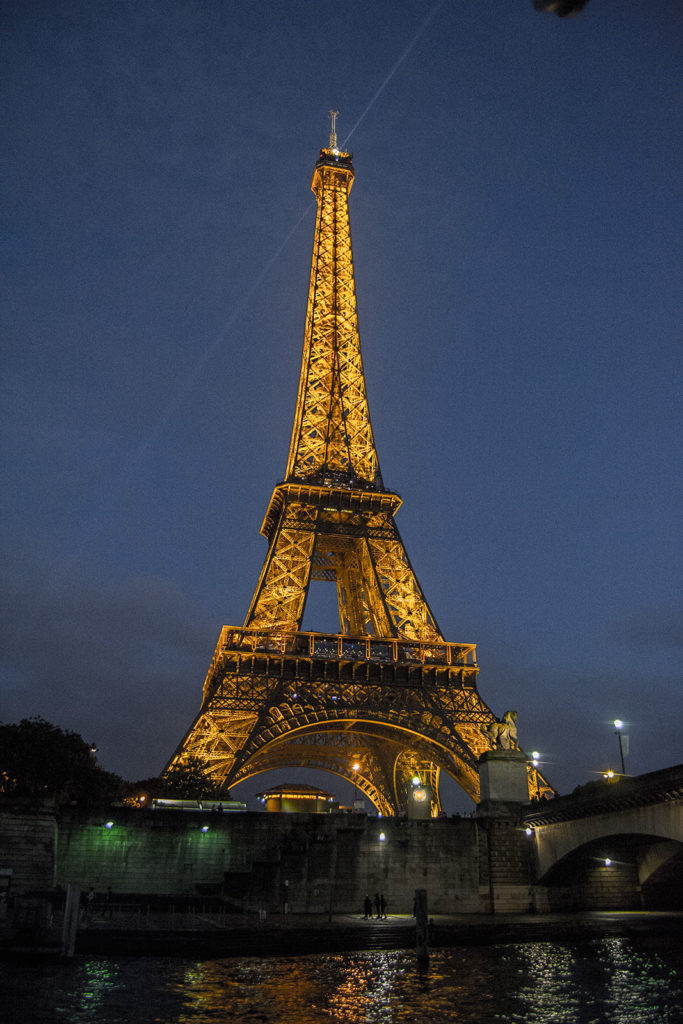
[2,937,682,1024]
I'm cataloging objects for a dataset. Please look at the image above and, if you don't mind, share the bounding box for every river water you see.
[2,937,682,1024]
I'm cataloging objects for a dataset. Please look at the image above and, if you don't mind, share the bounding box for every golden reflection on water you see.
[174,952,410,1023]
[3,939,681,1024]
[173,949,504,1024]
[168,941,682,1024]
[177,956,332,1024]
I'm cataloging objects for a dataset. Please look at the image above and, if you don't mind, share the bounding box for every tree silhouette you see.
[161,757,221,800]
[0,717,123,806]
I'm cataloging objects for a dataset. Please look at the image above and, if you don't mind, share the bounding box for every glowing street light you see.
[613,719,626,775]
[351,762,361,809]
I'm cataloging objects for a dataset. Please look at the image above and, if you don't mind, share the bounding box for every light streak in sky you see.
[343,1,447,148]
[72,2,449,547]
[129,2,448,472]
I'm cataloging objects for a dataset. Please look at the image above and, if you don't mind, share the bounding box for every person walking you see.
[363,894,372,919]
[84,887,95,925]
[379,893,387,919]
[374,892,381,919]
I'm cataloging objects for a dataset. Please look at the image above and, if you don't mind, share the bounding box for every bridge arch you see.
[532,800,682,881]
[523,765,683,911]
[533,830,683,911]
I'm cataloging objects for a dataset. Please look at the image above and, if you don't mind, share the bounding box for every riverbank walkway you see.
[75,909,683,958]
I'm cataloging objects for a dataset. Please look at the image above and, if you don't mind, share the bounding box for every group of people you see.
[363,892,387,919]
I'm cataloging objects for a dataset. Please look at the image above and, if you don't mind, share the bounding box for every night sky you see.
[3,1,681,812]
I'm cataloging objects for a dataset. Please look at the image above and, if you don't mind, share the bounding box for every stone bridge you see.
[522,763,683,911]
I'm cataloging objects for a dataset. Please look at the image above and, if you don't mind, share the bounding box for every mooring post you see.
[328,829,338,922]
[415,888,429,965]
[61,884,80,958]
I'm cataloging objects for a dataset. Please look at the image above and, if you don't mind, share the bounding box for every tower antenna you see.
[329,110,340,149]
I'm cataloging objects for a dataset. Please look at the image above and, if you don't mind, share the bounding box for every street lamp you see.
[352,762,361,809]
[613,719,626,775]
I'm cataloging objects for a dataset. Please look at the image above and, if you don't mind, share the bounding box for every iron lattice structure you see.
[168,134,552,812]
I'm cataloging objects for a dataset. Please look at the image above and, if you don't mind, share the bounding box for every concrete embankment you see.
[74,911,683,959]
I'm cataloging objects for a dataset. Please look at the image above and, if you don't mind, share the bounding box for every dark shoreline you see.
[69,911,683,960]
[3,910,681,961]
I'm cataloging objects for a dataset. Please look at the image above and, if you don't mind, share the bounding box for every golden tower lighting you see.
[167,117,553,813]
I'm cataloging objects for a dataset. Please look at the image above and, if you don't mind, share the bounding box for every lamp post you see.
[352,762,361,810]
[613,719,626,775]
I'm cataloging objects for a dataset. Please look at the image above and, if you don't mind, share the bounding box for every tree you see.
[161,757,221,800]
[122,763,232,807]
[0,718,124,806]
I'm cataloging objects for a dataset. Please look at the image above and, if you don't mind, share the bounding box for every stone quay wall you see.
[0,808,57,898]
[0,803,662,914]
[1,807,536,914]
[53,809,490,915]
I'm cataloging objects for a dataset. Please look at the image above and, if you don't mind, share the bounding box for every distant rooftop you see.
[256,783,336,800]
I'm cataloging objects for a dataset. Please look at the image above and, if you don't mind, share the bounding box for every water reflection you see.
[1,939,681,1023]
[173,953,405,1024]
[602,937,681,1024]
[170,943,683,1024]
[515,941,584,1022]
[325,952,402,1022]
[74,959,120,1018]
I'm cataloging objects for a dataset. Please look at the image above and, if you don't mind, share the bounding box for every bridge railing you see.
[213,626,477,667]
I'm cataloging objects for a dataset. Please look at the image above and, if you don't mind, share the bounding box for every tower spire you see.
[285,122,381,490]
[329,109,339,150]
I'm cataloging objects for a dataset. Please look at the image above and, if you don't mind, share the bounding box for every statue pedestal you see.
[478,749,529,807]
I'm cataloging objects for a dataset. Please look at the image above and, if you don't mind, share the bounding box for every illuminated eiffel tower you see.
[168,116,552,813]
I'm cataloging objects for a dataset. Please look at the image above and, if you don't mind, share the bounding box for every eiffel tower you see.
[168,116,552,814]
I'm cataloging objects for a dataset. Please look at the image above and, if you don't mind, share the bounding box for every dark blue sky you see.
[3,1,681,811]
